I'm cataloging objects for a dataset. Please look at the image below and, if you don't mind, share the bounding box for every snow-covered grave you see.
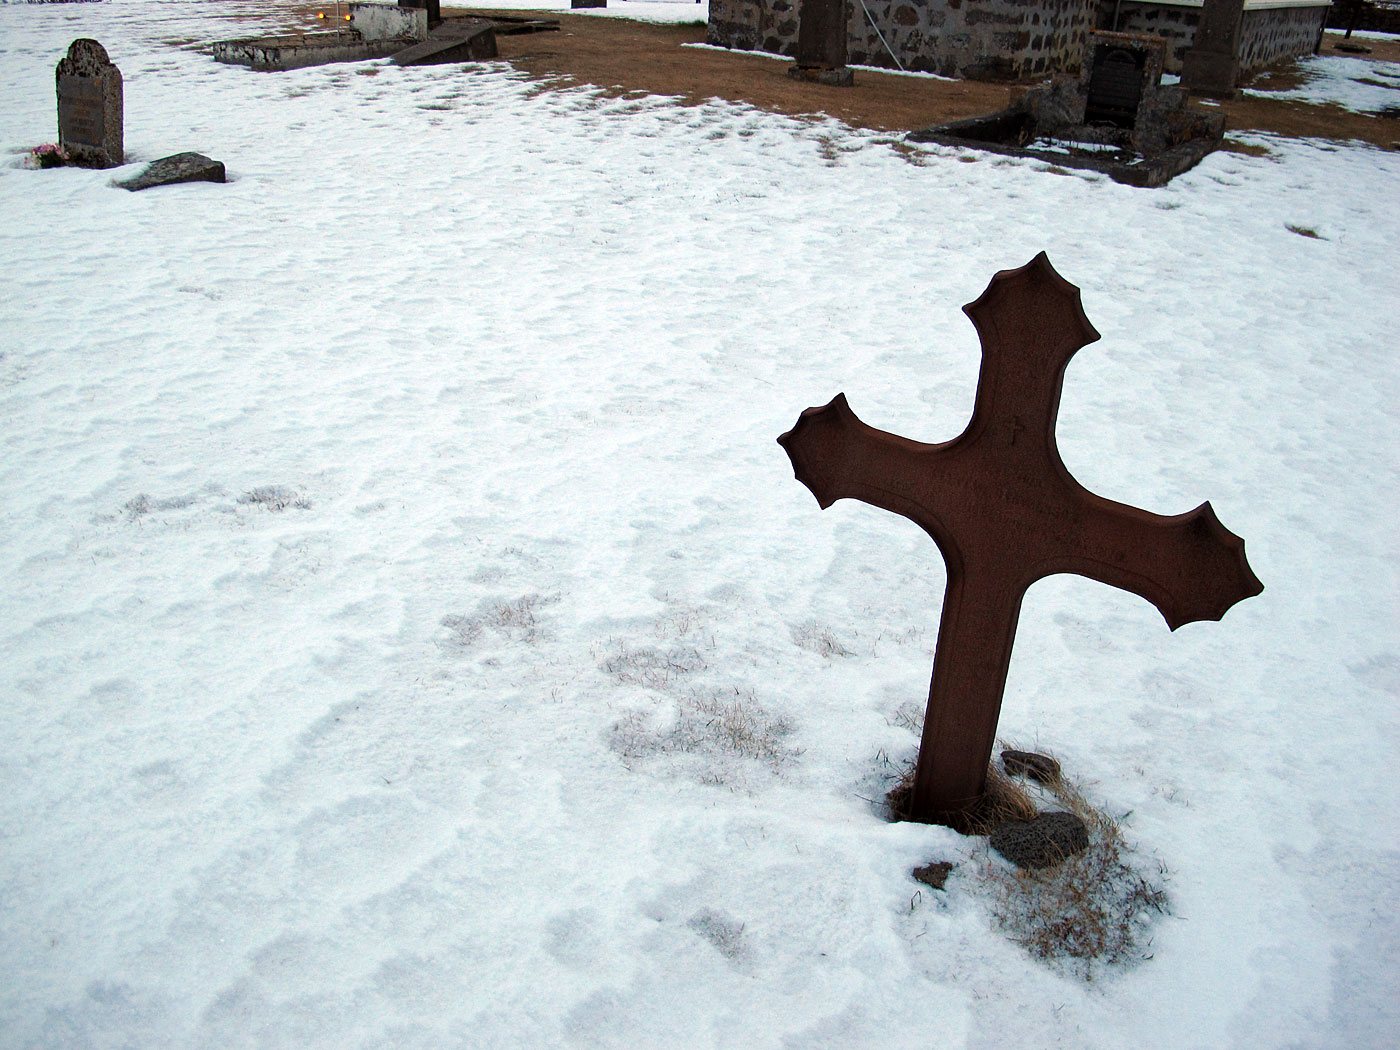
[2,2,1397,1048]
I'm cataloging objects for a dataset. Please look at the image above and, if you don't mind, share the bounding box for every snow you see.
[2,2,1398,1048]
[1244,53,1400,113]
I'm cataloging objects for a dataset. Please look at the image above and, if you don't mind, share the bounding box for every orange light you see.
[317,11,325,18]
[344,13,351,19]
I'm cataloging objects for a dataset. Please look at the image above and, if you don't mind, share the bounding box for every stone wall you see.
[1108,1,1197,69]
[1238,6,1329,70]
[1110,2,1328,74]
[707,0,1099,78]
[707,0,801,55]
[708,0,1329,79]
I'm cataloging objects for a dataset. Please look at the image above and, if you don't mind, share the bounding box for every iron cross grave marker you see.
[778,254,1262,827]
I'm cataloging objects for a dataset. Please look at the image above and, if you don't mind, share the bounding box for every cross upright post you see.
[778,254,1262,827]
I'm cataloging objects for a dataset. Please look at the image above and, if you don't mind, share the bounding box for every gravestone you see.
[1181,0,1246,98]
[1085,45,1148,128]
[115,152,225,192]
[778,255,1262,828]
[399,0,440,27]
[56,39,123,169]
[788,0,853,87]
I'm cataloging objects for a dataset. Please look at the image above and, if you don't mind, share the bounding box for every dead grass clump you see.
[611,687,799,780]
[885,762,1037,834]
[981,765,1169,977]
[889,744,1170,976]
[238,485,311,511]
[789,622,852,658]
[440,592,560,649]
[601,642,708,689]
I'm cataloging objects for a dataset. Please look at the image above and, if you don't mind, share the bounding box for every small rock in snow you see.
[990,812,1090,869]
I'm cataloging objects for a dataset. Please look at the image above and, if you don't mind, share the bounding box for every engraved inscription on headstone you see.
[1085,46,1147,128]
[56,39,123,169]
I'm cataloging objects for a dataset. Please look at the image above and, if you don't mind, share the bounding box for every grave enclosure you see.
[907,30,1226,186]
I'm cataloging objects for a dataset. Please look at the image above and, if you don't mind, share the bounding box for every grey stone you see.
[989,812,1090,869]
[1001,749,1062,784]
[116,153,225,192]
[56,39,123,169]
[393,20,497,65]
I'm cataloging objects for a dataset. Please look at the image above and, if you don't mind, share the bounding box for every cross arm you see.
[1048,497,1264,631]
[778,393,951,543]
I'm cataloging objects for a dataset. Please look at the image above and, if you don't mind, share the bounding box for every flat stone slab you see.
[212,31,404,72]
[116,152,225,191]
[393,19,497,65]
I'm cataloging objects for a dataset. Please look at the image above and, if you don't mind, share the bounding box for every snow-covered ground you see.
[2,2,1398,1048]
[1244,52,1400,113]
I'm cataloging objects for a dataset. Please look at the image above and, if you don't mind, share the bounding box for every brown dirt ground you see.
[279,7,1400,153]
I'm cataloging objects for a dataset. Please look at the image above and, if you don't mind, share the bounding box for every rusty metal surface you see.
[778,253,1262,827]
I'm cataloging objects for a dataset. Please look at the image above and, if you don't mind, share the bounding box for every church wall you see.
[1108,2,1328,75]
[708,0,1330,81]
[707,0,1100,79]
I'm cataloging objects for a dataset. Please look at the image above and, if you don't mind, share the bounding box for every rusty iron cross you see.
[778,254,1262,827]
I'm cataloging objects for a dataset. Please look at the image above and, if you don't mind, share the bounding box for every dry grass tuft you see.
[981,758,1169,977]
[888,744,1169,977]
[885,762,1037,835]
[610,687,799,781]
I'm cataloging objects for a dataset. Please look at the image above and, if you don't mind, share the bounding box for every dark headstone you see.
[1085,46,1147,128]
[912,861,954,889]
[56,39,122,169]
[399,0,441,27]
[1182,0,1246,98]
[990,812,1090,869]
[571,0,607,7]
[778,256,1261,826]
[1001,749,1061,784]
[116,153,225,192]
[789,0,853,87]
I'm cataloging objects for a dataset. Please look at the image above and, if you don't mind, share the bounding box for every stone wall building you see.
[1107,0,1332,73]
[707,0,1332,79]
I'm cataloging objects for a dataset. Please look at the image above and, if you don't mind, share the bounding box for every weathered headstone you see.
[778,254,1262,828]
[56,39,123,169]
[115,152,225,192]
[788,0,853,87]
[1085,48,1146,128]
[399,0,441,27]
[1181,0,1246,98]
